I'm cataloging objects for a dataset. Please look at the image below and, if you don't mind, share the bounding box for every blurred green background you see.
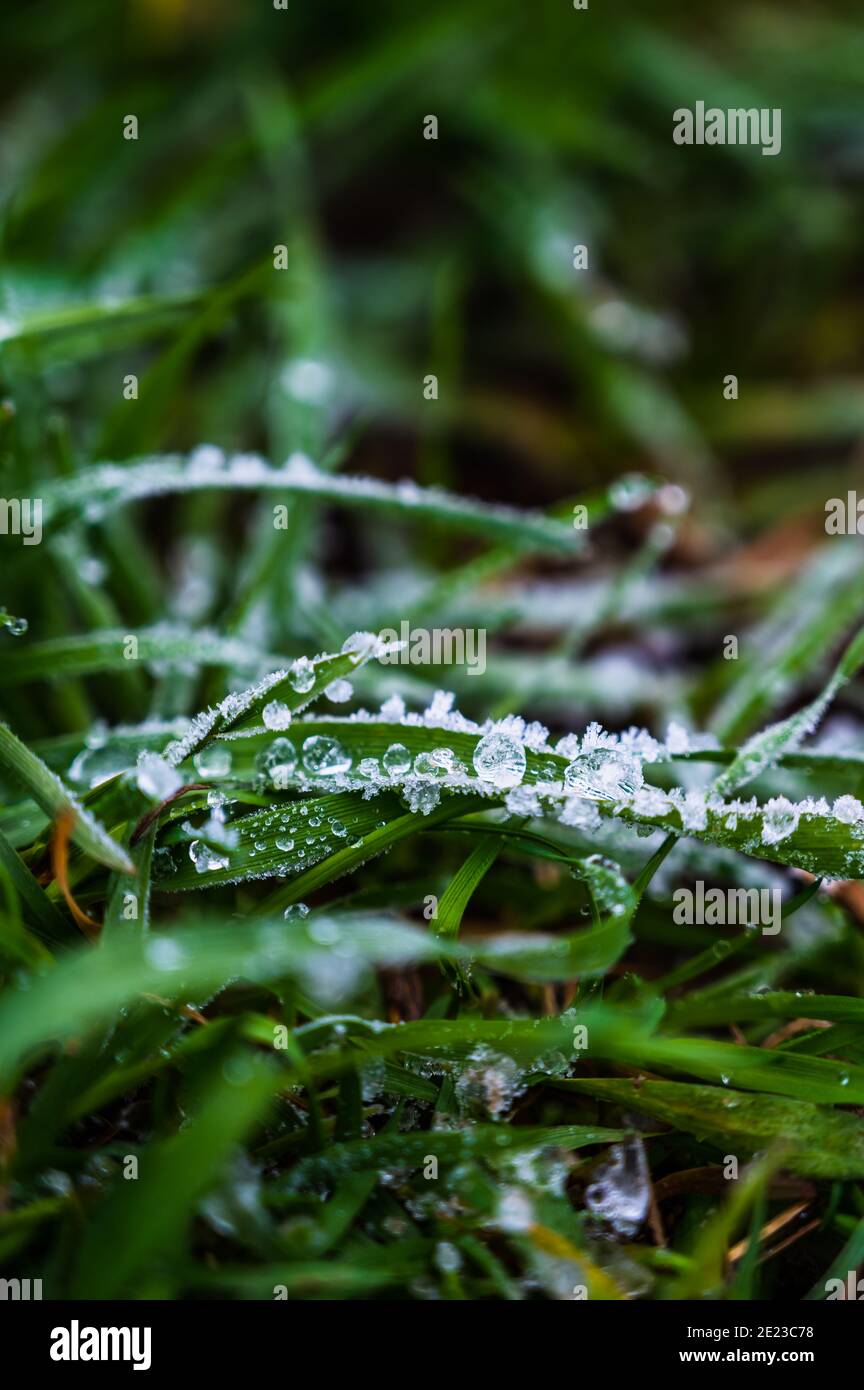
[2,0,863,501]
[2,0,864,736]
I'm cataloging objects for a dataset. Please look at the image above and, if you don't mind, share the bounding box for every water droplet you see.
[0,609,27,637]
[609,473,652,513]
[189,840,229,873]
[413,749,452,780]
[145,937,187,971]
[382,743,412,776]
[193,744,232,779]
[472,732,526,789]
[302,734,352,776]
[259,737,297,783]
[283,903,310,920]
[288,656,315,694]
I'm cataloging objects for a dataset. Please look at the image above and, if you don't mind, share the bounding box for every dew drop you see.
[302,735,352,777]
[288,656,315,694]
[472,732,526,789]
[193,744,232,780]
[382,743,412,776]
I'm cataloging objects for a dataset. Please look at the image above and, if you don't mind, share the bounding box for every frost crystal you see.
[262,700,292,730]
[761,797,800,846]
[324,678,353,704]
[505,785,543,817]
[403,781,441,815]
[665,721,691,755]
[495,1188,534,1234]
[558,797,602,832]
[668,787,708,832]
[632,785,671,819]
[380,694,406,721]
[424,690,455,725]
[833,795,864,825]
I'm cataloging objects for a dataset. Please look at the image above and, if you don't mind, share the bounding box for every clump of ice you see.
[761,796,800,846]
[455,1046,524,1119]
[403,781,441,815]
[262,700,292,730]
[833,795,864,826]
[564,748,643,802]
[324,678,353,704]
[584,1137,650,1238]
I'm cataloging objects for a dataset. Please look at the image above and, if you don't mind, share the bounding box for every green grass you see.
[2,0,864,1302]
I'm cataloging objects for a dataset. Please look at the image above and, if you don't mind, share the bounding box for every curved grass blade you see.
[559,1077,864,1180]
[713,623,864,797]
[40,453,584,554]
[0,723,134,875]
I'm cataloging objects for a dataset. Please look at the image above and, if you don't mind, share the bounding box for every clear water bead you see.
[193,744,232,779]
[288,656,315,694]
[283,903,310,919]
[413,748,452,780]
[260,737,297,783]
[302,735,352,776]
[382,743,412,776]
[0,609,27,636]
[189,840,229,873]
[472,732,526,789]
